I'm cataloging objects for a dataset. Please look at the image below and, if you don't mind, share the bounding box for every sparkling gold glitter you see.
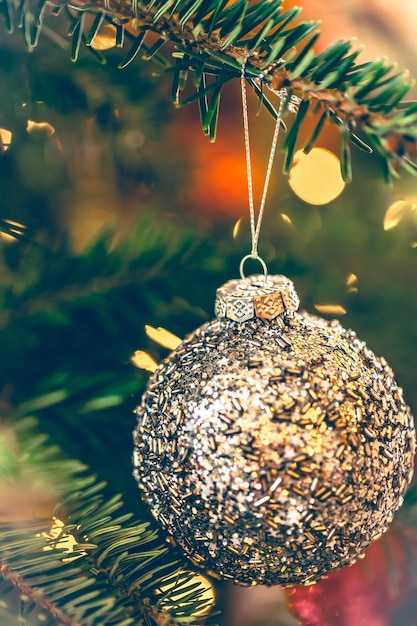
[133,275,415,587]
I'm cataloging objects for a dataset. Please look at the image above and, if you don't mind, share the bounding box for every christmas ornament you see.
[133,274,415,586]
[133,63,415,587]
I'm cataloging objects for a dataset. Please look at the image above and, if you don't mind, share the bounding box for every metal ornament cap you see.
[215,274,300,322]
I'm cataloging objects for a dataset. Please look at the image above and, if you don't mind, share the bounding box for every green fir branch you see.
[0,418,215,626]
[1,0,416,180]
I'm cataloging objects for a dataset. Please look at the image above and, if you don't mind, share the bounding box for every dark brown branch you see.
[0,562,81,626]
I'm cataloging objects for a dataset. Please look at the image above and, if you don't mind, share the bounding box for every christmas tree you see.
[0,0,417,624]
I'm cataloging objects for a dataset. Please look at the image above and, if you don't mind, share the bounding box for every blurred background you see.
[0,1,417,624]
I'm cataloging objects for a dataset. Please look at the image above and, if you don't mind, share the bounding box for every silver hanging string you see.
[240,62,286,280]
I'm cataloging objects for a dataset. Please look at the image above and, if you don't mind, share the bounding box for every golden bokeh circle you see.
[289,148,346,205]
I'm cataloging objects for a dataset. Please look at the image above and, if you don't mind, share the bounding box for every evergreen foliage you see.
[0,418,215,625]
[0,212,226,624]
[0,0,416,181]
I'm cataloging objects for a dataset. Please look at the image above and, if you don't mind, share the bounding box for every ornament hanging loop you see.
[239,253,268,283]
[240,59,286,278]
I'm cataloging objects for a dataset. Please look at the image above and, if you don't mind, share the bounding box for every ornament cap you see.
[215,274,299,322]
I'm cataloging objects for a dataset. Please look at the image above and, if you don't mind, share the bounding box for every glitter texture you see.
[133,276,415,587]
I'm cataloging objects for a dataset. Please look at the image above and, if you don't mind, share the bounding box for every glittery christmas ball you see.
[133,275,415,587]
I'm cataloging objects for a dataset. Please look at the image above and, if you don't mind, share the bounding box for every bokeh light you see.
[131,351,158,372]
[27,120,55,137]
[90,24,117,50]
[0,128,12,151]
[233,218,242,239]
[280,213,293,226]
[346,273,359,293]
[144,325,182,350]
[384,198,417,230]
[289,148,346,205]
[157,572,216,618]
[314,304,347,316]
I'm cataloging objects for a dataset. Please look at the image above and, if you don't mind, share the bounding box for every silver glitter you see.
[133,275,415,587]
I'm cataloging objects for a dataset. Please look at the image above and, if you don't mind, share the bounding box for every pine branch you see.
[1,0,416,181]
[0,418,216,625]
[0,216,213,328]
[0,557,82,626]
